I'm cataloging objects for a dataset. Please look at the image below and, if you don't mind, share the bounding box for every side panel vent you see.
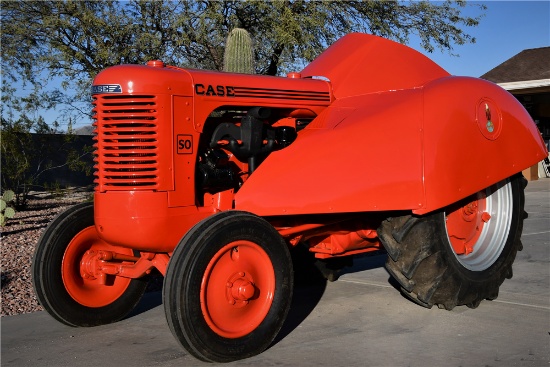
[232,87,331,102]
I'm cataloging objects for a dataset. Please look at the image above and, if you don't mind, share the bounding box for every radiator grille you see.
[93,95,160,190]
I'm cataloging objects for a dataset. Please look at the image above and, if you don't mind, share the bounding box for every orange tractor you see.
[32,33,547,362]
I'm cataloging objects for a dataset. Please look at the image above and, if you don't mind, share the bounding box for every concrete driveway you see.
[2,179,549,367]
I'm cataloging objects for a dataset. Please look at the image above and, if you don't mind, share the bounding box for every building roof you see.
[480,46,550,83]
[74,125,94,135]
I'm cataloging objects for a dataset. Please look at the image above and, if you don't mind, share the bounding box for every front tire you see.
[378,175,526,310]
[32,202,148,326]
[163,211,293,362]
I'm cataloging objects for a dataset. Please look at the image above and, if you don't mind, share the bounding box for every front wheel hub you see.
[226,273,257,305]
[201,240,275,338]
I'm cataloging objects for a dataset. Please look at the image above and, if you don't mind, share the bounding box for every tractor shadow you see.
[272,280,327,346]
[340,252,388,276]
[128,290,163,318]
[272,252,401,348]
[126,274,165,318]
[340,252,403,294]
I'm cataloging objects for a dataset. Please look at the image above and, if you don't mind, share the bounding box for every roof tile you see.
[480,47,550,83]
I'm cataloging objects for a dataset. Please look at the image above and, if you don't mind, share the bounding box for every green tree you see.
[1,0,485,127]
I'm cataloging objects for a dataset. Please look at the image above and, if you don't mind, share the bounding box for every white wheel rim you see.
[446,179,513,271]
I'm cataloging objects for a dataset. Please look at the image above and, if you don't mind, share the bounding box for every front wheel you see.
[378,175,526,310]
[163,211,293,362]
[32,202,148,326]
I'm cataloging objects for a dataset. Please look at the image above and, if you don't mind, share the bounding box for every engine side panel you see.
[235,89,426,215]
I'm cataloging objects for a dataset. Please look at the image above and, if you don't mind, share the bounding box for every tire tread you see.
[378,175,525,310]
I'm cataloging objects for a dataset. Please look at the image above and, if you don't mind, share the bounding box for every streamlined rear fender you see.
[418,76,547,214]
[235,77,546,216]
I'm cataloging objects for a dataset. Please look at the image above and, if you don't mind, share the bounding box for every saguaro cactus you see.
[223,28,255,74]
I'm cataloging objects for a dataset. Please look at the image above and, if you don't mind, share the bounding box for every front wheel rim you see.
[62,226,133,307]
[200,240,275,338]
[445,180,513,271]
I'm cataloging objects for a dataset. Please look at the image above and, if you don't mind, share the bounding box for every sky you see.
[410,1,550,77]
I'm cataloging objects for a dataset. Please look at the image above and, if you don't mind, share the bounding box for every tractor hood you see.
[301,33,450,99]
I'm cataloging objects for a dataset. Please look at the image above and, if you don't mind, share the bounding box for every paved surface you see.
[2,179,549,366]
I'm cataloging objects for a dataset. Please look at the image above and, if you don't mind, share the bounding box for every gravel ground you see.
[1,190,92,316]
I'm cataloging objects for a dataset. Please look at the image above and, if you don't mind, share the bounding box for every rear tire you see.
[378,175,526,310]
[163,211,293,362]
[32,202,148,326]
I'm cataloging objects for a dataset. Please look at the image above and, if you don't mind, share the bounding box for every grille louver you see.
[93,95,160,190]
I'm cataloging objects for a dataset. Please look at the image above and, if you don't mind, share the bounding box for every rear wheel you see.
[32,202,148,326]
[163,211,293,362]
[378,175,526,310]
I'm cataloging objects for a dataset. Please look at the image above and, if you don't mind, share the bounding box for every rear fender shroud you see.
[235,77,547,216]
[420,76,547,213]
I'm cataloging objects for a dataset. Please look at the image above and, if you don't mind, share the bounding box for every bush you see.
[1,190,16,226]
[1,117,92,209]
